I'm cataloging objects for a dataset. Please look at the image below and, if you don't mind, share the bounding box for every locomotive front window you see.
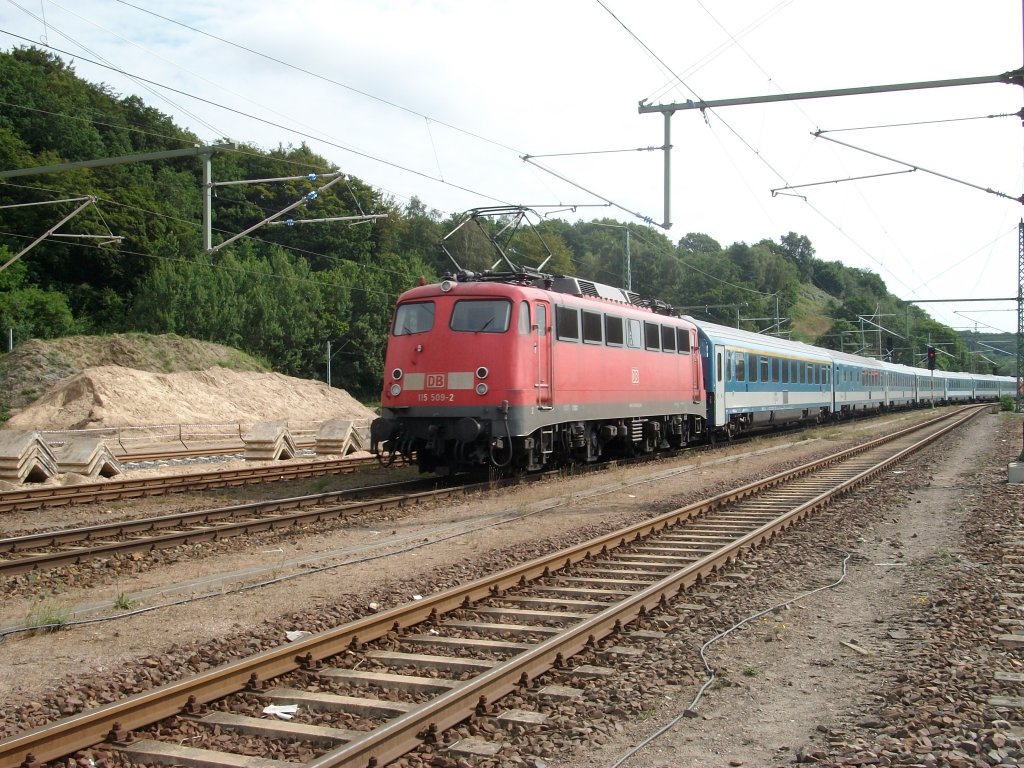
[451,300,511,333]
[394,301,435,336]
[518,301,530,335]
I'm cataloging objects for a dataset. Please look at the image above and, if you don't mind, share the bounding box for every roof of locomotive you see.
[394,272,698,324]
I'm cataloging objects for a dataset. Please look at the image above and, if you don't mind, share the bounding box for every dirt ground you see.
[1,407,1021,767]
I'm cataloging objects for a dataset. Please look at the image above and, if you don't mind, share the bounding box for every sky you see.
[2,0,1023,346]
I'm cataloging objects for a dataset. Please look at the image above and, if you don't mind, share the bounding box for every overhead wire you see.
[30,0,375,161]
[6,0,226,137]
[645,2,972,310]
[0,225,409,300]
[112,0,526,157]
[0,30,511,213]
[0,179,428,287]
[3,3,1015,324]
[101,2,655,221]
[598,0,1015,334]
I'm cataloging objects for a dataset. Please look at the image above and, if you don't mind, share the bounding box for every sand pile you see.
[4,365,376,430]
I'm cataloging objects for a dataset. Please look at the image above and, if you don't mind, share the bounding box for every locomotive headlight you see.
[389,383,402,397]
[476,366,489,379]
[475,382,488,395]
[440,280,454,292]
[391,368,403,380]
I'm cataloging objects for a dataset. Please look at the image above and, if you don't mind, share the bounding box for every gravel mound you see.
[4,365,376,430]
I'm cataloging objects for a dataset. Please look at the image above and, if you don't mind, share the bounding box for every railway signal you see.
[927,345,937,370]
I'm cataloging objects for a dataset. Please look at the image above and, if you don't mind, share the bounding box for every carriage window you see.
[760,357,769,383]
[676,328,691,353]
[781,359,790,384]
[393,301,435,336]
[735,353,746,382]
[644,321,660,351]
[582,311,603,344]
[661,325,676,352]
[771,357,780,383]
[626,319,642,349]
[451,299,511,333]
[605,315,624,346]
[518,301,530,335]
[554,305,579,341]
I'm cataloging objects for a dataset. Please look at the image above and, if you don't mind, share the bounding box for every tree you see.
[779,232,816,282]
[0,254,78,342]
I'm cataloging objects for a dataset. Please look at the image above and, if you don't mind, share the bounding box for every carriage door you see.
[691,330,701,403]
[534,302,552,408]
[714,345,726,425]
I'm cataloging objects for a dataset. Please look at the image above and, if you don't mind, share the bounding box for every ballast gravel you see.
[0,409,1020,768]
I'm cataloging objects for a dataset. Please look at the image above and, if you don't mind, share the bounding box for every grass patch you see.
[26,598,72,633]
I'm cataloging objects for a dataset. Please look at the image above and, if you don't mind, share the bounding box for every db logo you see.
[427,373,446,388]
[631,368,640,385]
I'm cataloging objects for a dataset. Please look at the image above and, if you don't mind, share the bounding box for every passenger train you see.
[370,269,1017,474]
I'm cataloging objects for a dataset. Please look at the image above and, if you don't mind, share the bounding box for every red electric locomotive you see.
[370,269,707,473]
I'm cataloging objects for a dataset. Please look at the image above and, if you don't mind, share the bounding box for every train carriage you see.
[880,360,919,409]
[830,350,888,416]
[971,372,1009,402]
[939,370,976,403]
[691,320,833,438]
[914,369,943,406]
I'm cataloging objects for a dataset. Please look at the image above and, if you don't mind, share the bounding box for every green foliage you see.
[0,44,995,401]
[0,250,79,339]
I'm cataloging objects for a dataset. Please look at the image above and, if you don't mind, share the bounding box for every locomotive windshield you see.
[450,299,511,333]
[393,301,435,336]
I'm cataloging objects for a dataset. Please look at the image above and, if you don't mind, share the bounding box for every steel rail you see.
[0,455,384,514]
[310,406,985,767]
[0,477,483,577]
[0,406,984,768]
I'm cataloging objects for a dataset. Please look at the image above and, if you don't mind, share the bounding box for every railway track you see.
[0,455,386,514]
[0,405,985,768]
[0,475,495,578]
